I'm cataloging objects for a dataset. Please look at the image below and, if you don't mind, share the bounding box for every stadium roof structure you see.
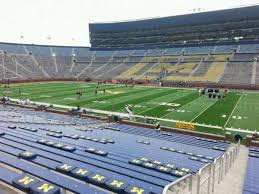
[89,5,259,33]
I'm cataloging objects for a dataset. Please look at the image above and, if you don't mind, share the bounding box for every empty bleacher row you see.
[0,104,231,194]
[0,42,259,85]
[243,147,259,194]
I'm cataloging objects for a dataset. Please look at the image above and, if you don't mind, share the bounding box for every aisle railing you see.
[163,139,240,194]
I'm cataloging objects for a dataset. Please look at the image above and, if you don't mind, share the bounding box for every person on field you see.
[18,88,21,96]
[1,96,7,105]
[155,121,161,131]
[208,93,212,99]
[144,116,148,123]
[198,89,202,96]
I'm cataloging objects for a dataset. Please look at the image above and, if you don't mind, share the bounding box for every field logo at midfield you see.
[106,90,124,94]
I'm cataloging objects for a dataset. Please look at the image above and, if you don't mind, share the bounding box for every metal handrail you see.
[197,163,211,194]
[163,140,241,194]
[198,163,211,174]
[198,141,241,194]
[212,156,221,192]
[213,156,221,164]
[162,174,192,194]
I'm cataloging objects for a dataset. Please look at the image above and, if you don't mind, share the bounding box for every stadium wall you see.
[245,135,259,147]
[120,119,228,140]
[3,78,259,90]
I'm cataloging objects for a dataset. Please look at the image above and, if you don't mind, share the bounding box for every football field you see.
[2,82,259,135]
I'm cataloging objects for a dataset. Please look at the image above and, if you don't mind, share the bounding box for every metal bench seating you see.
[0,105,230,193]
[243,148,259,194]
[0,154,106,194]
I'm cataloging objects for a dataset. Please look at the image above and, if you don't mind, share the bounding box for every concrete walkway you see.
[214,145,249,194]
[0,184,20,194]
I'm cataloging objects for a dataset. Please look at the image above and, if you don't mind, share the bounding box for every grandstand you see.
[1,4,259,194]
[0,42,259,86]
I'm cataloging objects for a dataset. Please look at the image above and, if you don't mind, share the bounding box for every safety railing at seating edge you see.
[162,139,241,194]
[162,174,192,194]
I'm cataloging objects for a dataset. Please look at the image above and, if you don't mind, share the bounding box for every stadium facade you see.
[89,5,259,49]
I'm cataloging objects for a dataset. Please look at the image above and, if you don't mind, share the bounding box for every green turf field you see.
[2,82,259,135]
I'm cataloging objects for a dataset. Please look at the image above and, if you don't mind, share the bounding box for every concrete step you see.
[213,145,249,194]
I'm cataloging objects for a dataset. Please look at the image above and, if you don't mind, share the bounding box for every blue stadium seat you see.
[0,105,232,194]
[0,153,107,194]
[184,46,214,55]
[243,150,259,194]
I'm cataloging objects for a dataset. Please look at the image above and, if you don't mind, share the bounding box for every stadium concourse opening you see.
[1,4,259,194]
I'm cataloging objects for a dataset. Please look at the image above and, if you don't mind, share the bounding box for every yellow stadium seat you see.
[117,63,146,79]
[188,62,226,82]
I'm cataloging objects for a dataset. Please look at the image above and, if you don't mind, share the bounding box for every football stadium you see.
[1,1,259,194]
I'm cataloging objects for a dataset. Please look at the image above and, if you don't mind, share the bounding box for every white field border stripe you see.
[189,100,218,122]
[224,93,243,127]
[137,91,194,115]
[161,94,202,119]
[225,127,257,134]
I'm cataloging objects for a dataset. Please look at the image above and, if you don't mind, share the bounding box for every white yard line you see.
[189,100,218,122]
[161,95,203,119]
[138,91,195,115]
[223,93,243,128]
[137,90,182,115]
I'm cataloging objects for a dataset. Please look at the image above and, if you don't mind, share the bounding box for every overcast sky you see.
[0,0,259,47]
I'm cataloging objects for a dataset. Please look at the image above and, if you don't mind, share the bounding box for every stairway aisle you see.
[214,145,249,194]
